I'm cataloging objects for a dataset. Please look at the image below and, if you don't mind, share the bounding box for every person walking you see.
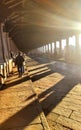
[15,52,24,77]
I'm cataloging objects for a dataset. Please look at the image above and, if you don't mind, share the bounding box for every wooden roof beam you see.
[4,0,15,5]
[7,0,23,9]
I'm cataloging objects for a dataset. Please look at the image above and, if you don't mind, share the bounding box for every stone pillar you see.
[47,44,49,58]
[0,23,5,62]
[6,32,11,58]
[65,38,69,62]
[48,44,50,58]
[46,44,49,53]
[41,47,43,53]
[59,41,62,56]
[0,23,5,63]
[44,45,46,54]
[76,34,79,53]
[54,42,56,52]
[42,46,44,53]
[0,24,10,60]
[50,43,52,54]
[54,41,57,59]
[75,34,80,63]
[52,42,54,53]
[7,37,11,53]
[43,45,45,53]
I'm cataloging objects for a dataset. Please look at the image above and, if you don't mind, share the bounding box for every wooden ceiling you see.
[0,0,81,52]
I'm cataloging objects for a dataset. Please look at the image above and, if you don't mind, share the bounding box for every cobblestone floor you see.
[27,56,81,130]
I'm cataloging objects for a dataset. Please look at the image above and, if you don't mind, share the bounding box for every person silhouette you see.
[15,52,24,77]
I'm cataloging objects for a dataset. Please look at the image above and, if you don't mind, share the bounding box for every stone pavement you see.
[0,66,50,130]
[1,55,81,130]
[27,56,81,130]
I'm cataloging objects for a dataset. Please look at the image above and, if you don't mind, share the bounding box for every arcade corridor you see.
[0,0,81,130]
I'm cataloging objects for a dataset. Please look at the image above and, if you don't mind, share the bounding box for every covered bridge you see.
[1,1,81,130]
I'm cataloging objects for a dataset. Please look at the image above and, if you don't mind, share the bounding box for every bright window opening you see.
[61,39,66,50]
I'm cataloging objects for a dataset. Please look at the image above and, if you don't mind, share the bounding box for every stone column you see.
[75,34,80,63]
[54,41,57,59]
[52,42,54,53]
[43,45,46,54]
[59,40,62,56]
[50,43,52,54]
[47,44,49,58]
[46,44,49,53]
[76,34,79,53]
[44,45,46,54]
[65,38,69,62]
[48,43,50,54]
[6,32,11,58]
[54,42,56,52]
[0,23,5,61]
[42,46,44,53]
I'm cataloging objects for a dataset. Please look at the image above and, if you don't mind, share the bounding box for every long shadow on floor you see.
[1,75,30,90]
[0,98,42,130]
[29,56,81,115]
[0,57,81,130]
[39,76,80,115]
[0,74,80,130]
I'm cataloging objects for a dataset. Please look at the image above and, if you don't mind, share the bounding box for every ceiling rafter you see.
[0,0,81,52]
[8,1,22,9]
[4,0,15,5]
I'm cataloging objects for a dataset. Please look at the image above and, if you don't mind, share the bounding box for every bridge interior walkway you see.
[0,57,50,130]
[27,55,81,130]
[1,55,81,130]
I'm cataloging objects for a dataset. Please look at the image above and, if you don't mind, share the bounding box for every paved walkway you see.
[1,55,81,130]
[27,56,81,130]
[0,65,50,130]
